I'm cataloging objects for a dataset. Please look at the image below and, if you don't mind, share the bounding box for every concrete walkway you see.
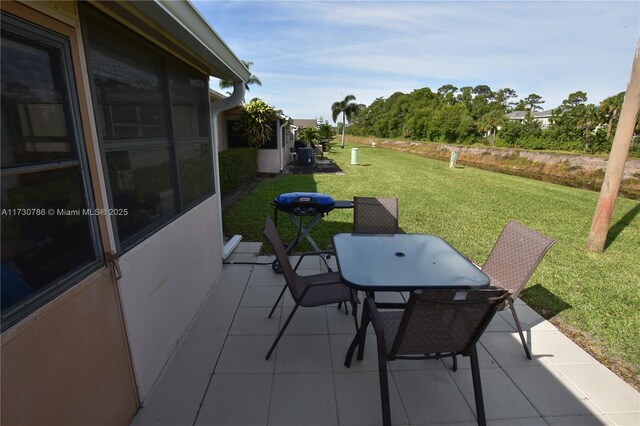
[131,242,639,426]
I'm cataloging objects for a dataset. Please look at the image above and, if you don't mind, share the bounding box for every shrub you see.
[219,148,257,196]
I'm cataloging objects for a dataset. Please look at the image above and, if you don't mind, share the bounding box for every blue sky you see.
[194,1,639,121]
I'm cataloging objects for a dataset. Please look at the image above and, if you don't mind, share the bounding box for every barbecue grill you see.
[271,192,353,273]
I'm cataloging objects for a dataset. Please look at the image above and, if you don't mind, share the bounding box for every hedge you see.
[219,148,258,196]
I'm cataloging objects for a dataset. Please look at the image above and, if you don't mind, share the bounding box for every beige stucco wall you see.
[116,197,224,400]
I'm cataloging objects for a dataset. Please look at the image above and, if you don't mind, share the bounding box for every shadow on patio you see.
[131,243,640,426]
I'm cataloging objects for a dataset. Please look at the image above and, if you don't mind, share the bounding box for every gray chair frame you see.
[263,216,358,360]
[346,289,509,426]
[482,220,556,359]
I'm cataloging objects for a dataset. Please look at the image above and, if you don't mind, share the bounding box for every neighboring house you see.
[0,1,249,424]
[214,100,293,173]
[505,109,555,129]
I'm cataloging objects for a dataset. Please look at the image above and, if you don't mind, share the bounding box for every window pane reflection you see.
[177,142,212,206]
[1,167,96,311]
[87,20,166,141]
[1,36,73,167]
[106,147,176,244]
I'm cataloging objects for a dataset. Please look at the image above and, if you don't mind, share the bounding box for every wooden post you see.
[587,43,640,252]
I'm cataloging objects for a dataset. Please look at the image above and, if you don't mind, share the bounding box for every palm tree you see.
[219,60,262,91]
[331,94,363,149]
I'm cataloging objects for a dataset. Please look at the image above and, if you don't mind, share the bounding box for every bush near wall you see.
[219,148,257,196]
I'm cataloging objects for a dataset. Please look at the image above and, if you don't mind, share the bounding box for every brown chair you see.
[353,196,399,234]
[263,216,358,360]
[482,221,556,359]
[346,289,509,426]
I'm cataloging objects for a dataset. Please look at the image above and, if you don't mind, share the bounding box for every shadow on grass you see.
[522,283,572,320]
[604,202,640,249]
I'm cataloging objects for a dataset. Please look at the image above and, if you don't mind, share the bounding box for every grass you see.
[222,142,640,385]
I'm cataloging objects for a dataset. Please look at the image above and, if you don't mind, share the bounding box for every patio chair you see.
[263,216,359,360]
[346,289,509,426]
[353,196,399,234]
[482,220,556,359]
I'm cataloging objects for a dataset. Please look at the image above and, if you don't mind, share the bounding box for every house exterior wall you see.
[2,1,238,422]
[116,196,223,399]
[1,1,138,424]
[258,149,282,174]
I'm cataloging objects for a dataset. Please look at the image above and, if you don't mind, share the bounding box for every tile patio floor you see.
[131,242,639,426]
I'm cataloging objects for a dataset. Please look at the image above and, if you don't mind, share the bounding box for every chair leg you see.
[452,354,458,372]
[266,303,300,360]
[376,336,392,426]
[507,298,532,360]
[469,345,486,426]
[268,285,288,319]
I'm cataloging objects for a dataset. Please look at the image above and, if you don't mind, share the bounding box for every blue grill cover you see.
[273,192,335,215]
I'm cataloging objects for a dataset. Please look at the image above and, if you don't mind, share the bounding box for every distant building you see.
[505,109,555,129]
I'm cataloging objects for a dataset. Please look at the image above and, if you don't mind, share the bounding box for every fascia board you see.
[129,0,250,82]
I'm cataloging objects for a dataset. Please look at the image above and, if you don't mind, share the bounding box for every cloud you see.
[195,1,639,118]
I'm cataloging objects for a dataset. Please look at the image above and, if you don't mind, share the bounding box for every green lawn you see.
[222,142,640,382]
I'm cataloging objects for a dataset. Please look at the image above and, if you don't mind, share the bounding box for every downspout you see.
[211,81,245,259]
[278,117,288,172]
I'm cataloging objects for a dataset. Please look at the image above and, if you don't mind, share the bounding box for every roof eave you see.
[129,0,250,82]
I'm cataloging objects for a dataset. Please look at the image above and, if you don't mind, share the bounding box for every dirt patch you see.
[357,138,640,199]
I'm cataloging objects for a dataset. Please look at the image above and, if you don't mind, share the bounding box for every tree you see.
[496,88,518,111]
[478,110,504,145]
[331,94,363,149]
[599,92,625,138]
[437,84,458,105]
[236,98,276,148]
[317,117,336,152]
[562,91,588,108]
[297,126,319,147]
[219,60,262,91]
[522,93,545,111]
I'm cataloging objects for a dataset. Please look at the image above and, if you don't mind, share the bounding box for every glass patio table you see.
[332,233,490,292]
[332,233,491,367]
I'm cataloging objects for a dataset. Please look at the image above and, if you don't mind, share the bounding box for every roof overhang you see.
[90,0,250,82]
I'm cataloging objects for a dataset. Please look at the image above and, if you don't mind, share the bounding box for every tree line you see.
[346,85,639,154]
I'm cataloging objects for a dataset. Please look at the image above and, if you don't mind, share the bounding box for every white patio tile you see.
[440,343,500,371]
[480,332,548,367]
[544,414,614,425]
[333,371,408,426]
[485,313,516,332]
[240,286,284,307]
[196,374,271,426]
[234,241,263,254]
[532,330,599,366]
[325,304,364,335]
[393,369,477,424]
[280,306,328,335]
[503,364,603,417]
[486,418,548,425]
[329,333,379,373]
[229,307,282,335]
[215,335,276,375]
[226,252,260,263]
[555,363,640,414]
[606,412,640,425]
[273,335,332,373]
[268,373,337,426]
[449,366,539,420]
[498,303,557,331]
[247,268,286,287]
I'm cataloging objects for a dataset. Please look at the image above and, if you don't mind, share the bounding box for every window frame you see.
[1,13,104,331]
[80,5,215,253]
